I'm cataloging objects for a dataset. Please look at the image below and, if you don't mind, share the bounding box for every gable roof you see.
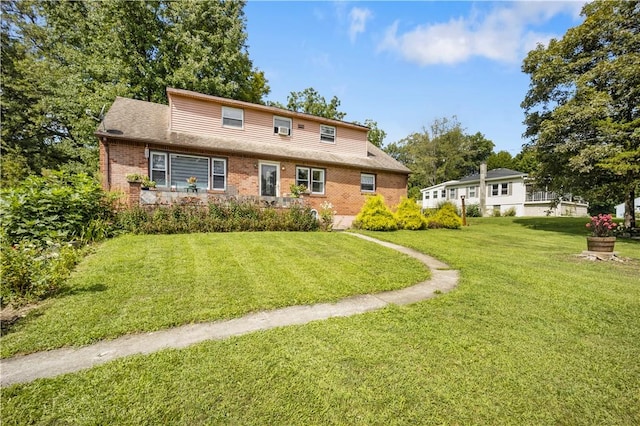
[95,96,409,174]
[458,168,527,183]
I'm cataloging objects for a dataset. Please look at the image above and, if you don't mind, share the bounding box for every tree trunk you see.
[624,188,636,229]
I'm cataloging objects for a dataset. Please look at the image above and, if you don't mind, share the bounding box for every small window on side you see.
[361,173,375,192]
[222,106,243,129]
[320,125,336,143]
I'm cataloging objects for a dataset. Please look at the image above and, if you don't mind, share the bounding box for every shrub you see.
[395,197,427,230]
[0,170,117,245]
[319,201,336,231]
[425,203,462,229]
[466,203,482,217]
[492,208,502,217]
[116,198,319,234]
[353,195,398,231]
[0,237,83,306]
[503,207,517,217]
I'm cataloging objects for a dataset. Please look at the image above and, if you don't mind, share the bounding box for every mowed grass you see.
[0,232,429,358]
[2,218,640,424]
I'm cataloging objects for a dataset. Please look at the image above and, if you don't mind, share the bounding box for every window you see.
[150,152,167,186]
[441,189,446,198]
[424,192,430,200]
[296,166,325,194]
[274,116,291,136]
[491,183,510,196]
[361,173,375,192]
[211,159,226,190]
[468,186,477,198]
[222,106,243,129]
[449,188,457,199]
[150,151,226,191]
[170,154,209,190]
[433,190,438,199]
[320,125,336,143]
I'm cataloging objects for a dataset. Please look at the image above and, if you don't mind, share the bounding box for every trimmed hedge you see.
[353,195,398,231]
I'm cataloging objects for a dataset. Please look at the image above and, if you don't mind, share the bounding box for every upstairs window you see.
[274,116,292,136]
[320,125,336,143]
[222,106,243,129]
[361,173,375,192]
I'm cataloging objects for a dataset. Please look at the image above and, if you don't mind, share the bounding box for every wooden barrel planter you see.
[586,236,616,252]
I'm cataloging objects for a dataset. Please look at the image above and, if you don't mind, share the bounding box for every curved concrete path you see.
[0,234,459,387]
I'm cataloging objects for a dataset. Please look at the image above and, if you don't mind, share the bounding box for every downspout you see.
[479,162,487,216]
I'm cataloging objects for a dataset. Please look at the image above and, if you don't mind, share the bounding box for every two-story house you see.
[97,88,409,223]
[420,166,588,217]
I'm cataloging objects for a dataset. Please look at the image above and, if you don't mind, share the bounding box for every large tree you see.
[385,117,494,199]
[285,87,346,120]
[521,0,639,227]
[1,0,269,181]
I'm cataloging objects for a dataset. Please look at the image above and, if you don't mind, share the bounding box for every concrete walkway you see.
[0,234,459,387]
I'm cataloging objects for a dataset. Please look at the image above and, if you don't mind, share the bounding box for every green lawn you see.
[2,218,639,425]
[0,232,429,358]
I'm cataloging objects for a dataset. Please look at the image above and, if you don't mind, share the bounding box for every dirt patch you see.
[0,303,40,335]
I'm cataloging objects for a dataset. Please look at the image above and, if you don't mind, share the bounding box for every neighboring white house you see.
[615,197,640,218]
[420,167,589,217]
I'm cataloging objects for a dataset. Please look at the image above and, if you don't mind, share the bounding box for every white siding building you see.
[420,167,589,217]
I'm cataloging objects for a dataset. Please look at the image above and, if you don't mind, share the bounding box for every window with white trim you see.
[320,125,336,143]
[361,173,375,192]
[295,166,325,194]
[433,190,438,199]
[468,186,477,198]
[211,159,226,190]
[150,151,226,190]
[424,192,430,200]
[222,106,243,129]
[274,116,292,136]
[150,152,167,186]
[491,183,510,196]
[449,188,457,199]
[441,189,446,198]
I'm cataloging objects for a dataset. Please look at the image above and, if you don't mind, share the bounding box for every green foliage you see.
[353,195,398,231]
[521,0,639,226]
[289,183,307,198]
[466,203,482,217]
[1,0,269,178]
[0,239,83,306]
[486,151,515,170]
[425,202,462,229]
[116,199,319,234]
[353,119,387,148]
[503,207,517,217]
[0,171,116,245]
[384,117,495,195]
[286,87,346,120]
[318,201,336,232]
[394,197,427,230]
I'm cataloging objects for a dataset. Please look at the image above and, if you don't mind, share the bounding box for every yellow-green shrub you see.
[353,195,398,231]
[425,203,462,229]
[395,197,427,230]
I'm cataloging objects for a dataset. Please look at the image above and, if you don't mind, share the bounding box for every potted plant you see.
[289,183,307,198]
[141,176,156,190]
[186,176,198,192]
[126,173,143,183]
[585,214,617,252]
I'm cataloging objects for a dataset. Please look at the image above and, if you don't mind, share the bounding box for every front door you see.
[260,162,279,197]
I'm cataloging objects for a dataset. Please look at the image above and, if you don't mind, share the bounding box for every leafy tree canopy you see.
[285,87,346,121]
[521,0,639,226]
[384,117,495,198]
[1,0,269,182]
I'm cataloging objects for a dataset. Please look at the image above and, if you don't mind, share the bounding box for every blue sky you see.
[244,1,586,155]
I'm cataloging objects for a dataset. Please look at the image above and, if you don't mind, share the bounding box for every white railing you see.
[526,191,557,202]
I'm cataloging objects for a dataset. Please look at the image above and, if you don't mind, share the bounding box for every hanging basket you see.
[586,236,616,252]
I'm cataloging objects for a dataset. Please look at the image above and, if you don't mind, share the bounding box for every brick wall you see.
[103,138,408,215]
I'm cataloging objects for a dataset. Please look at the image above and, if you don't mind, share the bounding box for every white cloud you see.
[377,1,585,66]
[349,7,373,43]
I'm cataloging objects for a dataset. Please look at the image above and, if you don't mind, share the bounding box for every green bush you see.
[353,195,398,231]
[116,199,319,234]
[425,203,462,229]
[0,171,117,245]
[395,197,427,230]
[466,204,482,217]
[503,207,517,217]
[0,238,83,306]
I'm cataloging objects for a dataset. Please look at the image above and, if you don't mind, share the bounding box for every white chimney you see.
[479,163,487,216]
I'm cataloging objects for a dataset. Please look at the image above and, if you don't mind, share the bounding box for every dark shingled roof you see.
[459,168,527,182]
[96,97,410,174]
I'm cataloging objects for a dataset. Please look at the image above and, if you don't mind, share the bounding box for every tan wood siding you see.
[169,93,368,158]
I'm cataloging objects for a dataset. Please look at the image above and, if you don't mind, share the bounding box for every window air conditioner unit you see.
[278,126,289,136]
